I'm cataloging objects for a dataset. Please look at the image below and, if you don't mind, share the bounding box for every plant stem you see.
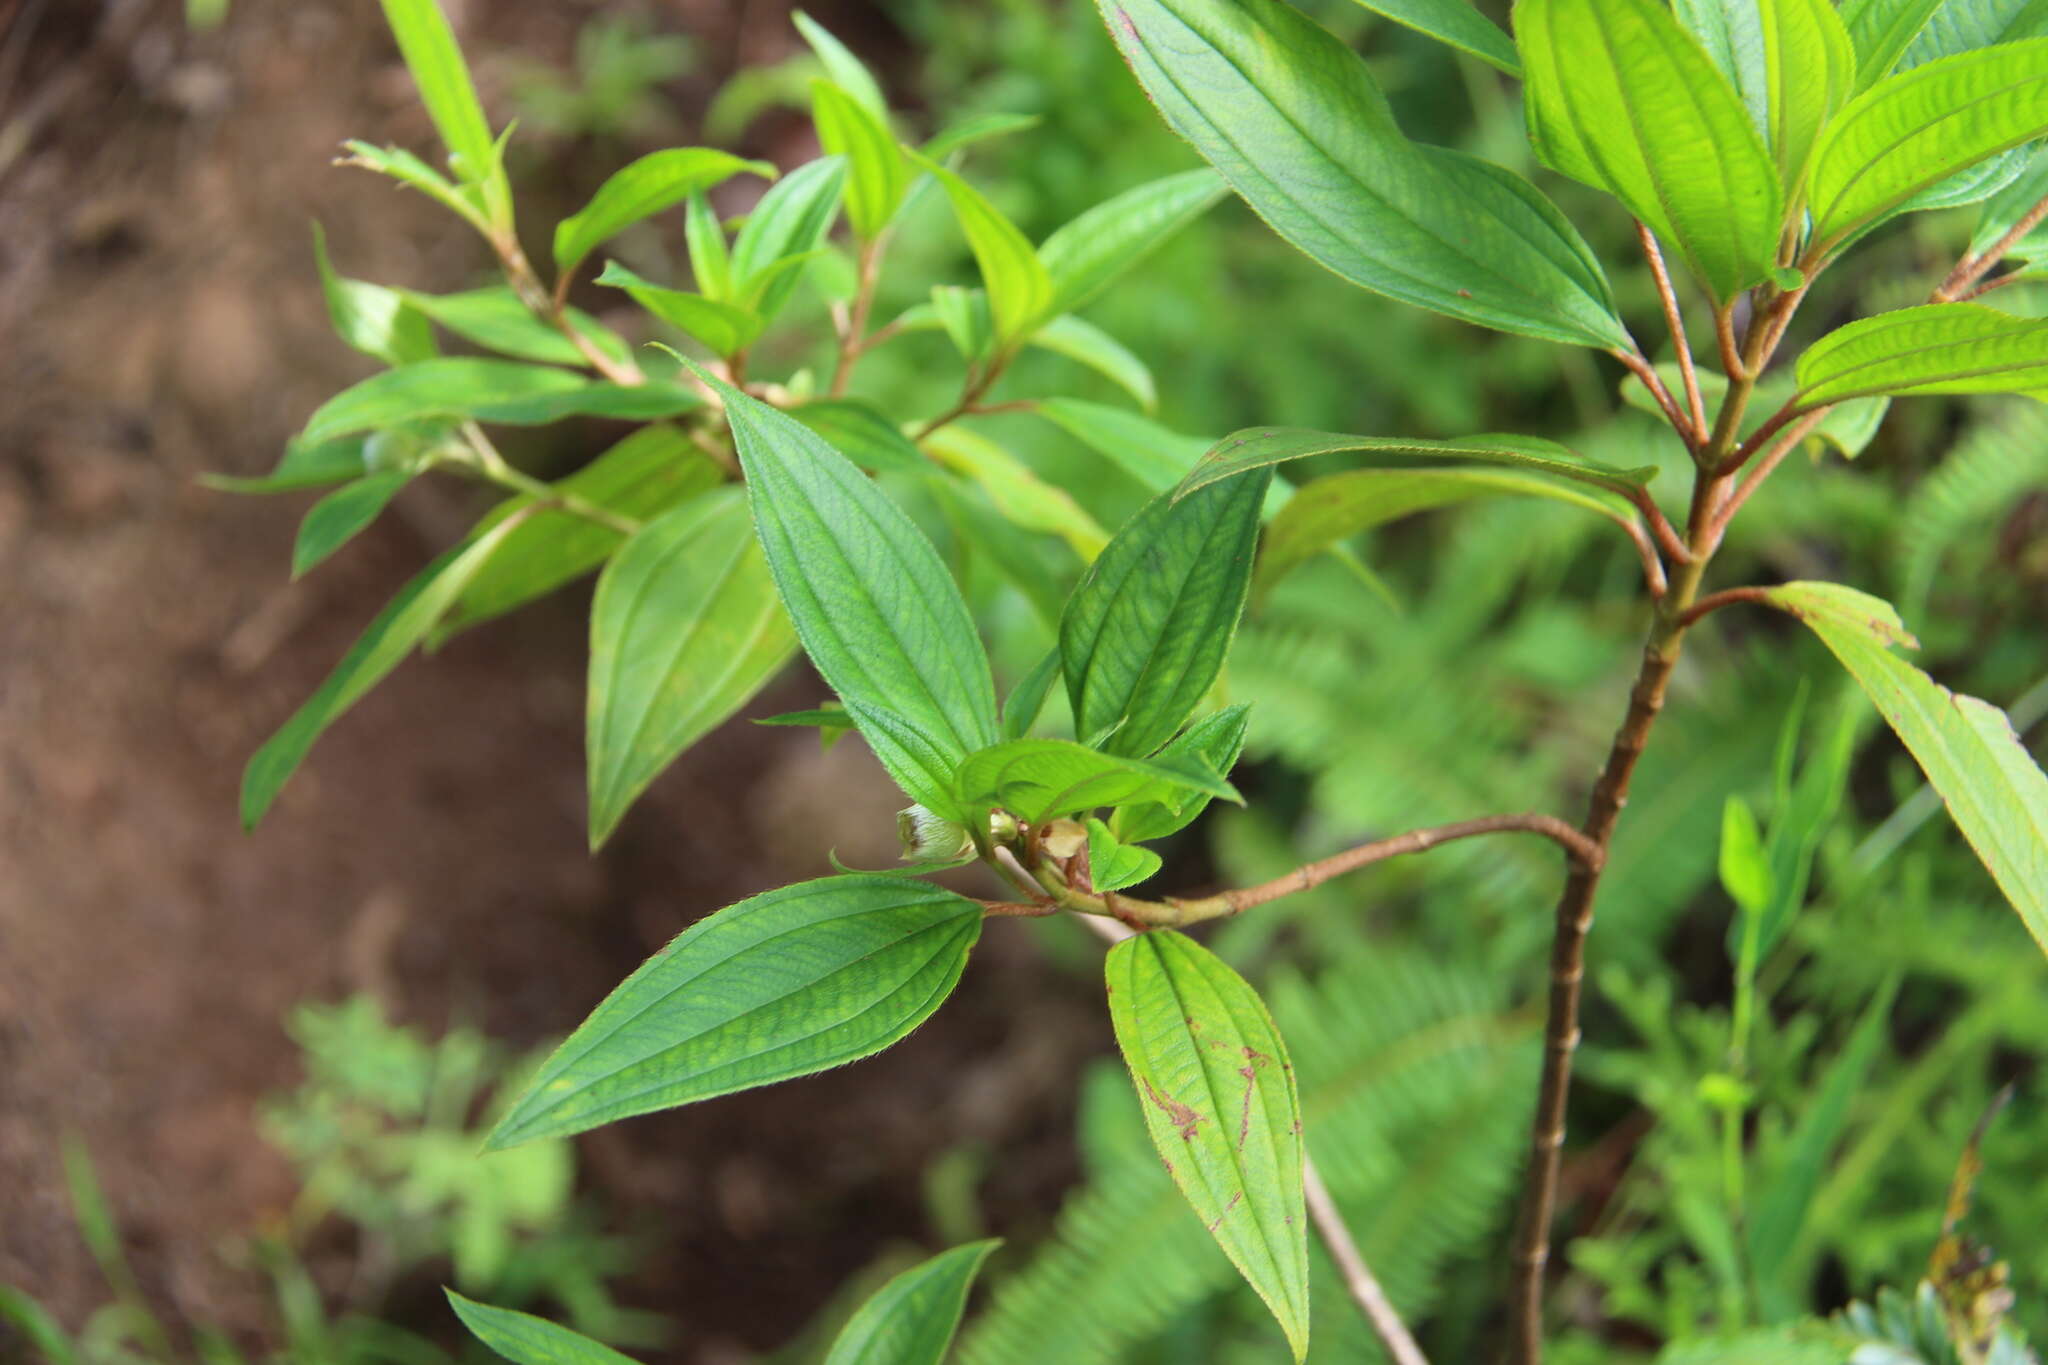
[830,235,886,397]
[458,422,642,535]
[1636,223,1708,443]
[1933,190,2048,302]
[494,234,648,387]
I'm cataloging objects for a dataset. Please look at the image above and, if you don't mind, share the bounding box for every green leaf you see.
[339,139,487,230]
[1001,648,1063,742]
[1255,465,1641,590]
[595,260,764,357]
[468,380,705,425]
[312,223,436,366]
[793,10,890,120]
[922,112,1042,161]
[242,509,530,828]
[1807,39,2048,251]
[1179,426,1657,500]
[1338,0,1521,74]
[921,426,1109,561]
[399,285,629,368]
[1084,818,1163,891]
[1840,0,1943,88]
[913,155,1055,344]
[447,1292,641,1365]
[811,80,910,240]
[297,359,586,446]
[1104,931,1309,1359]
[1794,302,2048,404]
[488,875,983,1146]
[1102,0,1627,347]
[435,426,724,640]
[1761,581,2048,951]
[684,191,734,300]
[790,400,927,473]
[1029,315,1158,412]
[1037,169,1228,316]
[929,285,995,364]
[0,1287,76,1365]
[730,156,848,322]
[1970,144,2048,260]
[377,0,499,196]
[587,489,797,847]
[1516,0,1784,301]
[1036,397,1209,491]
[714,372,998,817]
[1062,471,1271,758]
[293,471,414,578]
[1620,362,1890,457]
[202,435,372,494]
[552,148,773,277]
[1676,0,1855,190]
[928,478,1071,630]
[1111,704,1252,843]
[823,1240,1001,1365]
[1718,794,1773,915]
[954,738,1238,824]
[1905,0,2048,66]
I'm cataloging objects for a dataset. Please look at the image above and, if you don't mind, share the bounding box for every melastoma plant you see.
[219,0,2048,1359]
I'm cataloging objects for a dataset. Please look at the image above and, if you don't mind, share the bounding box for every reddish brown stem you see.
[1611,347,1697,453]
[1934,191,2048,302]
[1711,408,1832,539]
[1674,585,1770,630]
[1637,223,1708,442]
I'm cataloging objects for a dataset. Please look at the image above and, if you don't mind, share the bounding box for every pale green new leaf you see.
[1112,705,1252,843]
[587,489,797,847]
[1025,316,1157,412]
[922,112,1042,160]
[1102,0,1627,347]
[1085,818,1162,892]
[552,148,773,277]
[398,285,630,368]
[954,739,1238,824]
[1178,427,1657,499]
[1104,931,1309,1359]
[293,471,413,579]
[824,1241,1000,1365]
[1516,0,1784,300]
[794,10,889,120]
[1794,302,2048,404]
[730,156,848,321]
[312,223,435,366]
[1339,0,1521,74]
[921,426,1109,560]
[684,192,733,299]
[448,1292,640,1365]
[1807,39,2048,250]
[812,80,910,240]
[714,373,998,817]
[1062,471,1272,758]
[377,0,497,192]
[1037,169,1228,316]
[242,509,529,828]
[1761,581,2048,951]
[339,140,486,231]
[488,875,982,1146]
[595,260,765,357]
[1676,0,1854,188]
[1718,794,1774,914]
[913,155,1055,344]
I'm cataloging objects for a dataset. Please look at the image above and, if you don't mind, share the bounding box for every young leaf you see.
[1036,397,1210,492]
[1794,303,2048,405]
[339,139,488,231]
[922,111,1042,161]
[713,373,999,817]
[730,156,849,321]
[1178,427,1657,499]
[822,1240,1002,1365]
[587,489,797,847]
[595,260,765,357]
[793,10,890,120]
[1718,795,1774,915]
[930,285,995,364]
[1676,0,1854,190]
[1000,648,1063,742]
[1061,471,1272,759]
[1036,169,1229,316]
[811,80,910,240]
[789,399,927,473]
[684,191,734,300]
[377,0,498,194]
[1840,0,1943,88]
[920,426,1109,561]
[242,510,530,828]
[953,738,1238,824]
[1515,0,1784,301]
[297,359,588,447]
[912,155,1055,345]
[1028,315,1158,412]
[1111,705,1251,843]
[1760,581,2048,953]
[487,875,983,1147]
[312,223,436,367]
[1104,930,1309,1359]
[1101,0,1627,347]
[447,1292,641,1365]
[398,285,629,368]
[1085,818,1163,891]
[1338,0,1521,74]
[1806,39,2048,251]
[292,471,414,579]
[551,148,773,277]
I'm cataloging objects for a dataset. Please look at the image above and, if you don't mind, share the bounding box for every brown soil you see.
[0,2,1095,1358]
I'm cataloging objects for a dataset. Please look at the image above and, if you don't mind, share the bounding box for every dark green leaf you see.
[552,148,773,276]
[1037,169,1228,316]
[1795,302,2048,404]
[1104,931,1309,1359]
[587,488,797,847]
[1179,426,1657,499]
[447,1292,641,1365]
[1062,471,1271,759]
[1339,0,1520,73]
[822,1240,1001,1365]
[954,738,1238,824]
[1102,0,1627,346]
[293,471,414,579]
[730,156,848,321]
[488,875,983,1146]
[471,380,706,425]
[312,223,436,366]
[1111,705,1251,843]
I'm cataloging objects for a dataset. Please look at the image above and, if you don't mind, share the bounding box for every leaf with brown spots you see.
[1104,930,1309,1359]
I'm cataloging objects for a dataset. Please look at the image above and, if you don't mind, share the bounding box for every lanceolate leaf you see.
[823,1241,1002,1365]
[448,1292,641,1365]
[730,157,849,321]
[921,426,1109,561]
[312,223,436,366]
[954,739,1238,824]
[1037,169,1229,317]
[1339,0,1521,74]
[811,80,910,240]
[595,260,765,357]
[587,489,797,848]
[297,359,586,446]
[202,435,371,494]
[242,510,530,828]
[1840,0,1943,88]
[914,156,1055,345]
[1062,470,1272,759]
[1112,704,1252,843]
[377,0,498,194]
[1971,145,2048,261]
[1516,0,1784,301]
[1794,303,2048,405]
[794,10,890,119]
[1178,427,1657,499]
[1806,39,2048,251]
[552,149,773,277]
[1001,649,1063,742]
[789,399,927,473]
[399,285,630,368]
[488,875,983,1147]
[1027,316,1158,412]
[293,471,414,578]
[714,374,999,817]
[1676,0,1854,189]
[1761,582,2048,952]
[1084,818,1163,891]
[1103,0,1625,348]
[1105,931,1309,1359]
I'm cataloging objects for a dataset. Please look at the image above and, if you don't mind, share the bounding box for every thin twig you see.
[1636,223,1708,442]
[1621,516,1669,599]
[1934,191,2048,302]
[1625,487,1693,567]
[459,422,642,534]
[830,236,886,397]
[1673,585,1771,630]
[1710,408,1832,540]
[1714,302,1745,384]
[1609,347,1695,453]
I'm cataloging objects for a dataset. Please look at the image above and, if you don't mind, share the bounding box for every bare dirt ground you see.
[0,2,1097,1357]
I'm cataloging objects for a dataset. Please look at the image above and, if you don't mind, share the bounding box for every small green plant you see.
[208,0,2048,1359]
